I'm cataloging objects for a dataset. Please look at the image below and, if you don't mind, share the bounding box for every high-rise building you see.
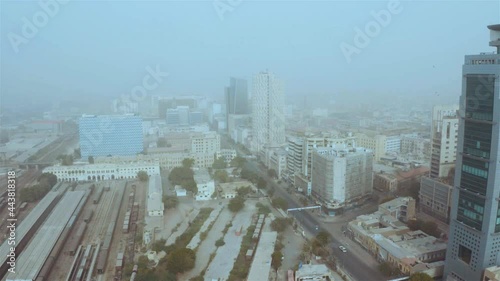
[444,25,500,281]
[311,147,373,216]
[251,71,285,153]
[79,114,144,159]
[430,105,459,178]
[225,77,249,115]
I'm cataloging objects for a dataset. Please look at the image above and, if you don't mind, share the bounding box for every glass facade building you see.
[444,25,500,281]
[79,114,144,159]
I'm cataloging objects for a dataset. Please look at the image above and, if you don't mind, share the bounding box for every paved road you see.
[243,159,386,281]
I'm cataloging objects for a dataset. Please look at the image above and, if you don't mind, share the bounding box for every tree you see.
[212,157,227,169]
[167,248,196,274]
[163,195,179,209]
[182,158,195,169]
[88,155,94,164]
[272,197,288,210]
[228,196,245,213]
[62,154,73,165]
[315,231,330,246]
[181,179,198,194]
[215,238,225,247]
[257,177,267,189]
[168,167,194,185]
[236,186,252,197]
[229,156,246,168]
[271,251,283,271]
[409,272,433,281]
[256,202,271,214]
[214,170,229,183]
[271,218,291,232]
[137,255,150,270]
[38,173,57,187]
[268,169,278,178]
[73,148,81,158]
[378,261,399,277]
[137,171,149,182]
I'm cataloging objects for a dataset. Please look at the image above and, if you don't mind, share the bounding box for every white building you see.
[430,105,459,178]
[175,185,187,197]
[311,147,373,215]
[147,175,164,216]
[251,71,285,153]
[194,169,215,200]
[43,163,160,182]
[269,148,287,179]
[216,149,237,164]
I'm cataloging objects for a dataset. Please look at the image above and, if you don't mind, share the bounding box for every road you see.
[242,157,386,281]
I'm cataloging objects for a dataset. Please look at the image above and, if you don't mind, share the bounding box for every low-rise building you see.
[216,149,237,164]
[419,176,453,223]
[270,148,287,179]
[194,169,214,200]
[247,231,278,281]
[483,265,500,281]
[295,264,334,281]
[43,163,160,182]
[373,172,398,192]
[348,197,446,278]
[175,185,187,197]
[147,175,164,216]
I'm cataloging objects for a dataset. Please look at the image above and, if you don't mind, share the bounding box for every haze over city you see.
[0,1,500,281]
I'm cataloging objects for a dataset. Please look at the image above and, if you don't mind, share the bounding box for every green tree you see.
[214,170,229,183]
[315,231,330,246]
[73,148,81,158]
[137,255,150,270]
[267,169,277,178]
[168,167,194,185]
[256,202,271,214]
[215,238,225,247]
[271,197,288,210]
[229,156,246,168]
[271,218,291,232]
[167,248,196,274]
[228,196,245,213]
[137,170,149,182]
[409,272,433,281]
[152,239,167,252]
[257,177,267,189]
[182,158,195,169]
[271,251,283,271]
[181,179,198,194]
[236,186,252,197]
[38,173,57,187]
[88,155,94,164]
[62,154,73,165]
[163,195,179,209]
[378,261,399,277]
[212,157,227,169]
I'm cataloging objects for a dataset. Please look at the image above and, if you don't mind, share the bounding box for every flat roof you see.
[148,175,164,213]
[247,231,278,281]
[5,191,85,280]
[295,264,330,278]
[194,169,211,183]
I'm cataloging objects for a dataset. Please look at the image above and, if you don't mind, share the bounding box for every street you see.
[243,158,386,281]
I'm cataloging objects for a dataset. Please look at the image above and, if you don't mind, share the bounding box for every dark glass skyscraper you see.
[444,24,500,281]
[225,77,249,115]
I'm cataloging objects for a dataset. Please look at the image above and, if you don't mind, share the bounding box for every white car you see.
[339,245,347,253]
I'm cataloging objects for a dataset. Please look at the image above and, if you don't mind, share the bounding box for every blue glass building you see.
[79,114,144,159]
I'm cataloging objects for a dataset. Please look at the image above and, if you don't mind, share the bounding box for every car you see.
[339,245,347,253]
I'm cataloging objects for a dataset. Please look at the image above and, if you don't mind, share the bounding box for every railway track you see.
[85,182,117,244]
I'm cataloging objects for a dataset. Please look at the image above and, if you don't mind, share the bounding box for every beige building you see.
[483,266,500,281]
[218,181,254,199]
[419,176,453,223]
[373,172,398,192]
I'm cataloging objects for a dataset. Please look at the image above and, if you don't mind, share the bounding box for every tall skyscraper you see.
[225,77,249,115]
[79,114,144,159]
[444,25,500,281]
[251,71,285,153]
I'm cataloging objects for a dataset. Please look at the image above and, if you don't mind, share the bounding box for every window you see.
[458,245,472,264]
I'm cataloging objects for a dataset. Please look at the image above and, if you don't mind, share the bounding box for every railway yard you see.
[0,173,148,281]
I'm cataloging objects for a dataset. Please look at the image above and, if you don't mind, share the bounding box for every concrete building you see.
[444,25,500,281]
[295,264,335,281]
[419,177,453,223]
[216,149,237,164]
[430,105,459,179]
[286,137,304,183]
[43,163,160,182]
[225,77,249,132]
[356,134,401,162]
[483,266,500,281]
[373,172,398,192]
[311,147,373,215]
[79,114,144,159]
[252,71,285,153]
[175,185,187,197]
[348,197,446,278]
[95,152,216,170]
[165,106,190,126]
[147,175,164,216]
[400,134,431,160]
[269,148,287,179]
[194,169,214,200]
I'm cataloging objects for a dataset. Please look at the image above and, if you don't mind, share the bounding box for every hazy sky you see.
[1,0,499,112]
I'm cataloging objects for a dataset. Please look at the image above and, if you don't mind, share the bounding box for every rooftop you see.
[194,169,211,183]
[247,231,278,281]
[295,264,331,279]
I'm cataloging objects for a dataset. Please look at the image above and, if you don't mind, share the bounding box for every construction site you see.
[0,175,146,281]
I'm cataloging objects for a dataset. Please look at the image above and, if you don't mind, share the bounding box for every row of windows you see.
[462,165,488,179]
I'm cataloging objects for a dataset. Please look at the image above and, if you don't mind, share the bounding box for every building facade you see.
[252,71,285,153]
[311,147,373,215]
[43,163,160,182]
[79,114,144,159]
[430,105,459,179]
[419,177,453,223]
[444,25,500,281]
